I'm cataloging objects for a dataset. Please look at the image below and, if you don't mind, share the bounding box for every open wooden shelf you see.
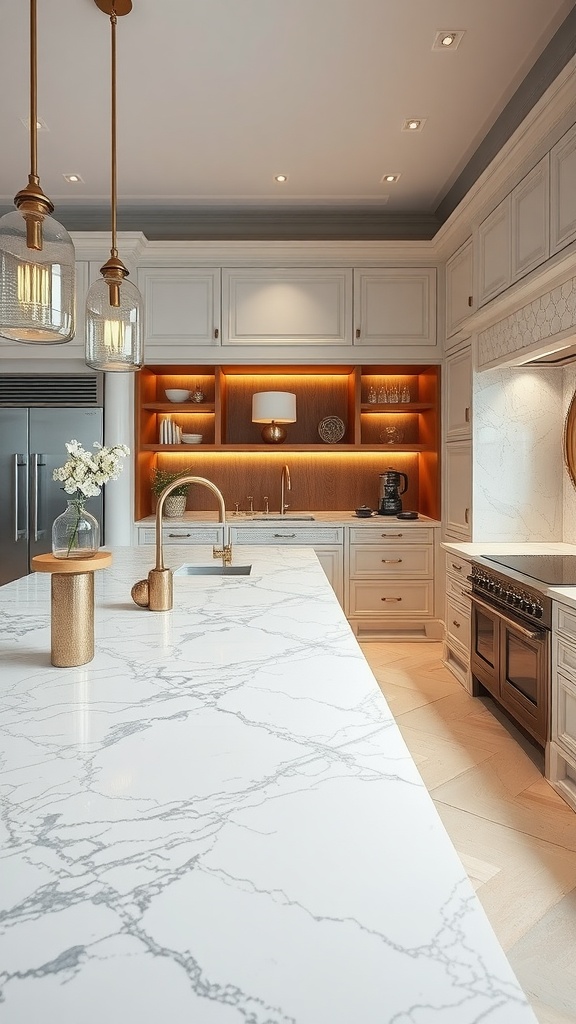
[135,363,441,520]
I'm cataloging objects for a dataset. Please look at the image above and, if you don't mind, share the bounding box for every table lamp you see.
[252,391,297,443]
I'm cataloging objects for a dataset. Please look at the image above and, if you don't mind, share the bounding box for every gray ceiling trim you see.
[435,4,576,225]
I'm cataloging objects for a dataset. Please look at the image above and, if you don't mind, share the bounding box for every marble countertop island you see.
[0,545,536,1023]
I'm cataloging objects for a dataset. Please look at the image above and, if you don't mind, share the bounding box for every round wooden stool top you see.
[31,551,113,574]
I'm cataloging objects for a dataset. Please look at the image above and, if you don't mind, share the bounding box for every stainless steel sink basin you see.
[175,564,252,576]
[250,515,315,521]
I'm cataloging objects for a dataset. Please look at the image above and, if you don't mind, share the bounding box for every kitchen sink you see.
[174,564,252,576]
[250,515,315,521]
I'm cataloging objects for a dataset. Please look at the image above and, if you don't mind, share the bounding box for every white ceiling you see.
[0,0,574,231]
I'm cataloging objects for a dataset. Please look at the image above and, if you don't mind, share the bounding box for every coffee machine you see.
[378,469,408,515]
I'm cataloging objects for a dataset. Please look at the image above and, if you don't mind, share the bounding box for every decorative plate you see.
[318,415,345,443]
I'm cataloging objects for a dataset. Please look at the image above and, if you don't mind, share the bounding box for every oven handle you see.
[469,591,546,641]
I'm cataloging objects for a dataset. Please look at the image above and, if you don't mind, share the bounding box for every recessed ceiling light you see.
[63,173,84,183]
[402,118,426,132]
[432,30,464,50]
[274,174,288,183]
[382,173,400,184]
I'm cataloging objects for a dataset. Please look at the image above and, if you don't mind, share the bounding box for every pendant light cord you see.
[29,0,38,184]
[110,9,118,259]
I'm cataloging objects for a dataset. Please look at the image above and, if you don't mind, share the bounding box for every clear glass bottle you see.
[377,385,387,403]
[367,386,377,403]
[401,385,411,403]
[389,384,399,403]
[52,499,99,559]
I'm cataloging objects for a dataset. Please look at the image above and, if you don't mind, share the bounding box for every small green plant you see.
[151,467,193,498]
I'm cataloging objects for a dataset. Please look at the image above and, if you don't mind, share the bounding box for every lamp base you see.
[261,421,287,444]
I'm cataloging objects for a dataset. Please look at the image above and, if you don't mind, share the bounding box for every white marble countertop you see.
[0,545,535,1023]
[137,511,441,528]
[442,540,576,609]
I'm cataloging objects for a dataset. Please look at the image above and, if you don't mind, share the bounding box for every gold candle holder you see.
[31,552,112,667]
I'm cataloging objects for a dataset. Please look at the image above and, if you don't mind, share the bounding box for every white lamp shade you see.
[252,391,297,423]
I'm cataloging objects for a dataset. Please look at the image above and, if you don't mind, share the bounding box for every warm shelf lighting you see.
[85,0,143,372]
[0,0,75,345]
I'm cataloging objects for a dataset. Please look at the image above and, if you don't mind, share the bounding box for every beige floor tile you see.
[507,891,576,1021]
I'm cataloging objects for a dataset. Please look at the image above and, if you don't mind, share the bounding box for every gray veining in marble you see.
[0,545,537,1022]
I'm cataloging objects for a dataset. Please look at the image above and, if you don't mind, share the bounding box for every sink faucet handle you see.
[263,495,269,514]
[247,495,254,514]
[233,501,240,515]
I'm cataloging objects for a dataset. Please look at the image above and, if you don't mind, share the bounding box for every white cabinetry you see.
[445,344,472,440]
[444,441,472,539]
[550,122,576,256]
[445,239,473,343]
[230,524,344,603]
[353,268,436,348]
[442,551,471,690]
[347,525,440,640]
[222,268,352,346]
[548,600,576,812]
[511,156,549,281]
[137,525,225,546]
[137,268,221,357]
[477,195,512,306]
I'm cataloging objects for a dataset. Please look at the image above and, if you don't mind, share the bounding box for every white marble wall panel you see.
[478,275,576,368]
[473,367,564,541]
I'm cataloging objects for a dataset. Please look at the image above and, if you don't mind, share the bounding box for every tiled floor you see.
[360,640,576,1024]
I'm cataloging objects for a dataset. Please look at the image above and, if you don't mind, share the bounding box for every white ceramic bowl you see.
[165,389,190,403]
[182,434,203,444]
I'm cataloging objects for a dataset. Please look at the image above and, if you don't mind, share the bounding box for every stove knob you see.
[534,605,543,619]
[506,592,515,604]
[518,599,527,612]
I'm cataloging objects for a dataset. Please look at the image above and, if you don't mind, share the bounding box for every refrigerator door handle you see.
[31,453,47,542]
[14,454,28,541]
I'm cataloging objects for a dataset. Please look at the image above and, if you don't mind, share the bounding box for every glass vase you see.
[52,499,99,559]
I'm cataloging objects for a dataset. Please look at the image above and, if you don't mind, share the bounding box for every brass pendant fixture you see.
[85,0,144,372]
[0,0,75,345]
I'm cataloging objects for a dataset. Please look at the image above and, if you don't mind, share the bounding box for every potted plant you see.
[151,467,192,518]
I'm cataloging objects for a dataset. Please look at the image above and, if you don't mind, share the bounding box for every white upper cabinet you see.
[353,268,437,347]
[511,155,549,281]
[445,239,473,343]
[476,195,512,306]
[222,268,352,345]
[445,344,472,441]
[137,268,221,354]
[550,122,576,256]
[444,440,472,540]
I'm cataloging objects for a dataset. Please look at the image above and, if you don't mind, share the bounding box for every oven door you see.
[470,594,549,747]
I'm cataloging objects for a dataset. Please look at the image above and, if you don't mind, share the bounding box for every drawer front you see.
[231,526,343,545]
[555,603,576,641]
[350,544,432,578]
[349,526,433,545]
[445,570,471,604]
[553,670,576,758]
[138,526,223,545]
[349,579,433,616]
[445,594,471,651]
[555,634,576,683]
[445,552,471,579]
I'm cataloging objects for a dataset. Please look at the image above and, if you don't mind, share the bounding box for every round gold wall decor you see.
[564,390,576,489]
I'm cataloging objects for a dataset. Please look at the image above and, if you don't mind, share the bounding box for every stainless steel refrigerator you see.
[0,374,104,586]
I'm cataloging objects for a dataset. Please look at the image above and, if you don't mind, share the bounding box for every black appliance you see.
[469,559,552,749]
[483,553,576,586]
[378,469,408,516]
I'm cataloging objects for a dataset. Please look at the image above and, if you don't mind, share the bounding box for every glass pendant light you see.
[85,0,143,372]
[0,0,75,345]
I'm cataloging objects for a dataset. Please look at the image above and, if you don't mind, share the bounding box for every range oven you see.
[468,561,551,748]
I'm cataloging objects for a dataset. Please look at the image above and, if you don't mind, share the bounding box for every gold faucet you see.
[131,475,232,611]
[280,464,291,514]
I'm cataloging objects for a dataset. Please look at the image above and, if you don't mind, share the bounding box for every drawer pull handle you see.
[168,532,192,538]
[381,533,403,538]
[452,620,461,628]
[451,562,462,571]
[273,532,296,538]
[464,406,470,423]
[381,597,402,602]
[382,558,402,563]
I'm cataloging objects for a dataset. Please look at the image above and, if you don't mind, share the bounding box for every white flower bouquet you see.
[53,440,130,497]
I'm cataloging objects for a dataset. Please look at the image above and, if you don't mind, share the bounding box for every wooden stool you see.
[31,552,112,667]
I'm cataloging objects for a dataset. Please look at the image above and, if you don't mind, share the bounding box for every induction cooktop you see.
[483,554,576,586]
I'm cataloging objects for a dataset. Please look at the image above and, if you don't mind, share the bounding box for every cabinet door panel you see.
[445,345,472,440]
[354,269,436,347]
[477,196,512,305]
[444,441,472,539]
[550,123,576,256]
[511,156,549,281]
[445,239,473,341]
[223,269,352,345]
[138,268,221,351]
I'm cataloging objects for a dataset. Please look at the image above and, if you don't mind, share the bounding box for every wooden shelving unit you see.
[135,364,440,520]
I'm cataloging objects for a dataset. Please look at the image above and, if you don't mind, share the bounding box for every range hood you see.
[511,333,576,367]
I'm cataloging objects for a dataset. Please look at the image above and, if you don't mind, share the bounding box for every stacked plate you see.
[182,433,203,444]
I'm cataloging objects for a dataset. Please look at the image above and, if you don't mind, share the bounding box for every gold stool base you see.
[51,572,94,667]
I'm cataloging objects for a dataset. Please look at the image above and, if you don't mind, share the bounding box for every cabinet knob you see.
[468,296,473,307]
[356,327,361,339]
[452,619,461,628]
[214,327,219,339]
